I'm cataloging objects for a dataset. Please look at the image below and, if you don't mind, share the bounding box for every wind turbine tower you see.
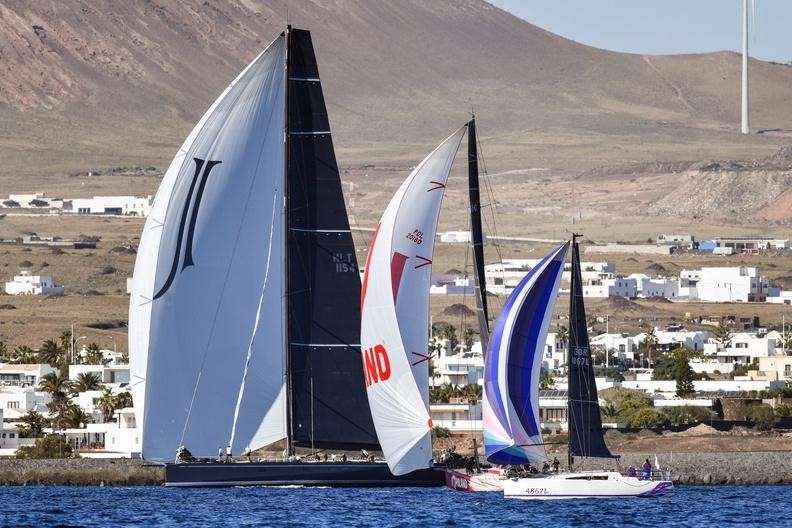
[741,0,750,134]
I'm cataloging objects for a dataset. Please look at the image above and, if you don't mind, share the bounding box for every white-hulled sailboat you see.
[502,236,674,499]
[129,26,443,487]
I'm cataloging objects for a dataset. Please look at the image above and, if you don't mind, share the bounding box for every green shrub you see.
[16,434,74,459]
[626,408,669,429]
[775,403,792,417]
[745,404,778,431]
[600,387,652,414]
[661,405,713,426]
[432,426,451,438]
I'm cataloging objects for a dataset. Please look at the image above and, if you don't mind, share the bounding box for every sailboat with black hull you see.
[503,236,673,499]
[129,27,443,487]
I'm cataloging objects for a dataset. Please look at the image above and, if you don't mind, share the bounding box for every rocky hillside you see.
[2,0,792,234]
[634,147,792,224]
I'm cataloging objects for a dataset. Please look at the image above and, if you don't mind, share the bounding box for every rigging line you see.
[229,191,279,451]
[474,129,505,315]
[178,60,284,451]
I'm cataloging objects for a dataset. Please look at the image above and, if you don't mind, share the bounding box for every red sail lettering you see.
[363,347,379,386]
[362,344,391,386]
[374,344,391,381]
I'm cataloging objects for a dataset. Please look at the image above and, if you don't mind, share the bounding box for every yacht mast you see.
[467,117,490,352]
[284,24,295,456]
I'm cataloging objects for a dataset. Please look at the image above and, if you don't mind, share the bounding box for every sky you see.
[489,0,792,64]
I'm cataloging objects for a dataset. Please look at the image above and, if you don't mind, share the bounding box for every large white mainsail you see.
[360,126,466,475]
[129,35,288,461]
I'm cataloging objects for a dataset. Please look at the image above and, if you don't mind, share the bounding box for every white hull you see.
[503,471,674,500]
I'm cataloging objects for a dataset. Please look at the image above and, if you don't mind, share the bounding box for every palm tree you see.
[61,403,92,429]
[462,327,475,352]
[59,330,72,353]
[70,372,102,395]
[82,343,105,365]
[37,339,63,368]
[539,369,555,390]
[0,341,8,362]
[714,322,732,351]
[459,383,482,402]
[780,327,792,355]
[641,326,658,368]
[97,387,117,423]
[556,325,568,350]
[38,372,72,396]
[13,345,36,364]
[17,410,48,438]
[114,391,133,409]
[440,325,459,351]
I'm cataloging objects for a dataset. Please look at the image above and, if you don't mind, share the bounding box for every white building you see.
[630,274,690,300]
[0,385,49,419]
[440,231,486,243]
[429,401,482,434]
[756,356,792,382]
[687,267,769,302]
[5,193,47,207]
[430,339,484,387]
[65,196,151,216]
[485,259,615,295]
[4,270,65,295]
[104,407,141,457]
[429,276,475,295]
[0,409,35,455]
[582,277,638,298]
[69,363,131,387]
[767,290,792,305]
[589,333,640,364]
[621,378,784,397]
[657,234,694,244]
[0,363,57,388]
[703,332,777,365]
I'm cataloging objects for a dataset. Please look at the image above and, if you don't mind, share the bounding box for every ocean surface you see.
[1,485,789,527]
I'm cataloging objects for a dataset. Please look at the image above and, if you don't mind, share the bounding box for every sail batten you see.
[483,242,569,466]
[361,127,466,475]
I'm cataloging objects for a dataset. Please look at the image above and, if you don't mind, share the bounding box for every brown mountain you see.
[2,0,791,234]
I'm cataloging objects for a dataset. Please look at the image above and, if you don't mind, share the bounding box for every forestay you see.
[483,242,569,465]
[129,34,288,462]
[360,127,466,475]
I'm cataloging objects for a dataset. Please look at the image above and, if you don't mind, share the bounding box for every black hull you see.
[164,461,446,488]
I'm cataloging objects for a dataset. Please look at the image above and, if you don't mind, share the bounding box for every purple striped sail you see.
[483,242,569,465]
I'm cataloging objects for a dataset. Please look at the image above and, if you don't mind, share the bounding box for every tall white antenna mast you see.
[741,0,750,134]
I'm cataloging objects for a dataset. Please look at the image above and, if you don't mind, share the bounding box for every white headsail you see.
[360,126,466,475]
[129,35,288,461]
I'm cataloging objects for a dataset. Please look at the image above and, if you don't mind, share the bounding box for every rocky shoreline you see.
[0,458,163,486]
[576,451,792,485]
[1,451,791,486]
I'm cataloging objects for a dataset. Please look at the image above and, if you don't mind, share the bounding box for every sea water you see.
[1,485,789,527]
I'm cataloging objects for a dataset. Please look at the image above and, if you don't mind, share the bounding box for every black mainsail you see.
[467,117,490,351]
[285,28,378,450]
[567,235,615,466]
